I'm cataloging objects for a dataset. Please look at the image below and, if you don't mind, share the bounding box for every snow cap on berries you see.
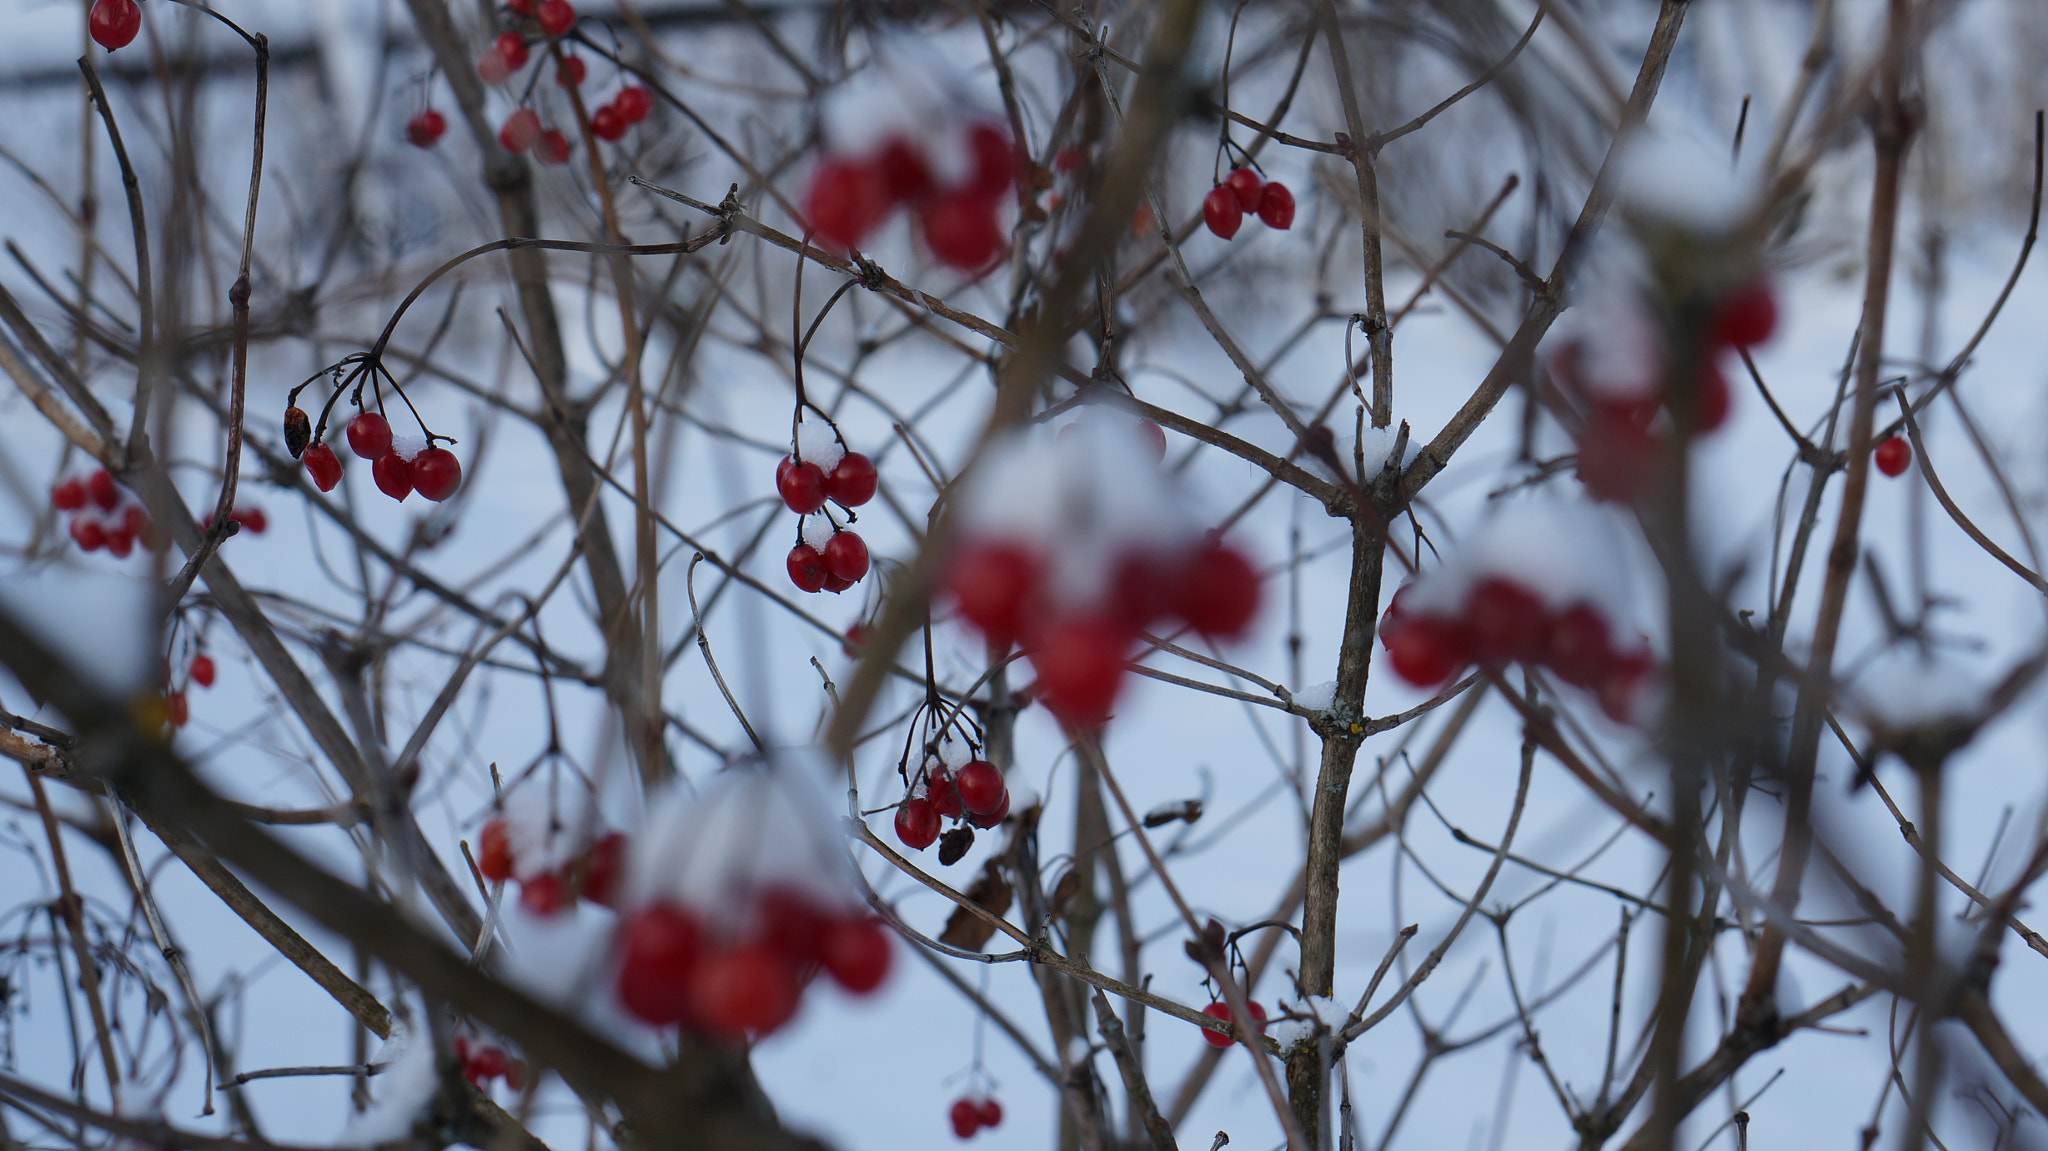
[819,38,989,186]
[1616,128,1760,236]
[1397,496,1638,622]
[794,418,846,473]
[498,782,602,880]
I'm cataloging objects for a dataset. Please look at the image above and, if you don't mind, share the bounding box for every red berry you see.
[826,452,877,507]
[843,621,869,659]
[477,819,514,882]
[1225,167,1263,211]
[777,458,828,513]
[504,1059,528,1090]
[231,506,267,533]
[921,191,1005,270]
[165,690,188,727]
[507,0,533,12]
[471,1044,509,1083]
[1139,419,1168,462]
[1199,999,1269,1048]
[347,412,393,460]
[495,31,530,70]
[805,158,892,251]
[1574,411,1660,504]
[105,525,136,559]
[89,0,141,52]
[819,916,892,993]
[976,1098,1003,1128]
[946,541,1041,646]
[953,761,1005,815]
[1545,604,1614,688]
[824,531,869,583]
[1464,577,1548,665]
[582,831,625,907]
[1203,186,1243,240]
[950,1098,981,1139]
[758,886,829,964]
[372,453,412,502]
[1599,653,1653,724]
[822,572,855,594]
[1055,147,1085,174]
[1690,359,1731,432]
[965,789,1010,830]
[617,903,703,1025]
[1175,542,1261,639]
[519,873,568,916]
[499,108,542,153]
[478,48,513,85]
[1711,282,1777,348]
[303,445,343,493]
[536,129,572,165]
[614,86,654,124]
[689,942,802,1039]
[52,478,86,510]
[70,517,105,552]
[536,0,576,36]
[89,469,120,511]
[876,137,934,204]
[555,56,586,87]
[966,122,1016,199]
[927,767,964,819]
[1109,551,1174,632]
[1029,616,1128,727]
[894,797,940,849]
[405,109,447,148]
[591,104,628,141]
[1875,435,1911,477]
[190,654,216,689]
[1384,614,1467,688]
[787,544,829,593]
[412,448,462,501]
[1256,181,1296,230]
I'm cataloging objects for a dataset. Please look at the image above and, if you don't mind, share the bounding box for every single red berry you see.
[231,505,267,533]
[165,690,188,727]
[1875,435,1912,477]
[823,570,855,594]
[922,191,1005,270]
[412,448,462,501]
[1139,419,1168,462]
[758,886,829,964]
[1203,186,1244,240]
[89,469,120,511]
[303,445,343,493]
[591,104,628,141]
[555,56,586,87]
[89,0,141,52]
[478,48,513,85]
[122,506,153,550]
[787,544,829,593]
[1384,614,1467,688]
[520,873,568,915]
[953,761,1005,815]
[1029,616,1128,727]
[1175,542,1261,639]
[1690,360,1731,432]
[819,916,892,993]
[950,1098,982,1139]
[1256,181,1296,229]
[536,0,576,36]
[536,128,572,165]
[347,412,394,460]
[507,0,534,12]
[1109,551,1174,632]
[777,457,828,513]
[1199,999,1267,1048]
[826,452,877,507]
[70,517,105,552]
[965,789,1010,830]
[1055,146,1085,174]
[477,819,514,882]
[495,31,530,70]
[966,122,1016,199]
[1225,166,1263,211]
[190,654,216,689]
[842,621,869,658]
[106,525,136,558]
[876,137,934,204]
[616,902,703,1025]
[372,452,413,502]
[1464,577,1548,665]
[1711,282,1777,349]
[946,540,1041,646]
[927,767,964,820]
[499,108,542,153]
[894,797,940,849]
[690,942,802,1039]
[614,85,653,124]
[976,1099,1003,1128]
[405,109,447,148]
[1599,653,1653,724]
[1545,604,1614,689]
[824,531,870,583]
[805,158,892,251]
[1574,412,1661,504]
[52,478,86,511]
[581,832,625,907]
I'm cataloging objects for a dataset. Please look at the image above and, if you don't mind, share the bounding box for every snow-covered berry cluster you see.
[1202,166,1295,240]
[453,1035,528,1093]
[892,737,1011,860]
[941,415,1260,727]
[1552,280,1776,503]
[780,420,877,595]
[340,411,463,504]
[51,469,155,559]
[949,1095,1004,1140]
[473,787,626,916]
[1376,500,1654,724]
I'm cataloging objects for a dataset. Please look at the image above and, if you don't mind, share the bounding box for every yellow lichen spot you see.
[1349,723,1363,735]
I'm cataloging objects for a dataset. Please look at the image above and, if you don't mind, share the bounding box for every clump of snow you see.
[794,418,845,473]
[1846,646,1986,730]
[800,512,835,552]
[498,780,599,880]
[388,430,428,462]
[1269,994,1346,1053]
[933,731,974,769]
[340,1018,436,1148]
[1398,496,1636,621]
[1267,1016,1316,1053]
[1292,680,1338,712]
[1616,128,1759,234]
[820,37,992,186]
[1356,425,1419,477]
[1548,285,1666,404]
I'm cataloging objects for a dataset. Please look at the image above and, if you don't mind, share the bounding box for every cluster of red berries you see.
[161,653,216,730]
[892,758,1010,855]
[945,533,1259,726]
[51,470,157,559]
[326,412,463,503]
[88,0,140,52]
[475,818,625,916]
[201,505,269,535]
[1202,167,1295,241]
[1379,578,1651,723]
[1875,435,1912,477]
[587,84,654,142]
[614,888,892,1040]
[1561,282,1776,503]
[1199,998,1268,1048]
[478,1,578,85]
[804,122,1017,270]
[780,447,877,594]
[452,1035,528,1093]
[948,1096,1004,1140]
